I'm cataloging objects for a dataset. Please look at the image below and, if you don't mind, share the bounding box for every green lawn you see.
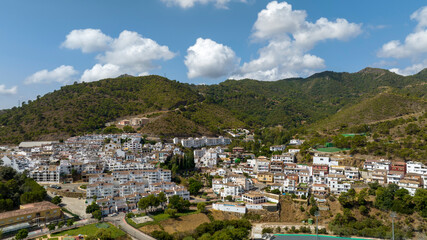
[316,147,350,153]
[51,223,126,238]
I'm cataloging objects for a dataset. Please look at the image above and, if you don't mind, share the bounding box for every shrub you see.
[48,223,56,231]
[262,227,273,234]
[57,221,65,228]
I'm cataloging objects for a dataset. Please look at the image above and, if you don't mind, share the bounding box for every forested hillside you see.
[0,75,203,143]
[196,68,425,128]
[0,68,425,144]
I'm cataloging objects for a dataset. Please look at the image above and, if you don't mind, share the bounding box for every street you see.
[105,213,155,240]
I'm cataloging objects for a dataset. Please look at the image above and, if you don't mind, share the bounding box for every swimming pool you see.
[273,234,374,240]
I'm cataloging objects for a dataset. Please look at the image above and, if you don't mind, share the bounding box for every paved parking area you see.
[47,191,90,219]
[63,196,90,218]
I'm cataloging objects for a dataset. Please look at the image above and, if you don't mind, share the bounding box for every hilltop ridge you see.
[0,68,425,144]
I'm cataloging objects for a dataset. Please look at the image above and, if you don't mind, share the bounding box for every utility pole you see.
[390,212,396,240]
[315,211,320,240]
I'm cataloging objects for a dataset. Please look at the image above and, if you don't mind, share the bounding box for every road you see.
[47,190,154,240]
[106,213,155,240]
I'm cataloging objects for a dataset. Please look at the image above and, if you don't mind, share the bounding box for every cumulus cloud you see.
[62,29,176,82]
[97,30,175,74]
[252,1,306,40]
[80,64,123,82]
[0,85,17,95]
[232,39,325,80]
[161,0,245,9]
[378,5,427,75]
[62,29,112,53]
[378,30,427,58]
[185,38,239,79]
[25,65,78,84]
[411,6,427,31]
[232,1,362,81]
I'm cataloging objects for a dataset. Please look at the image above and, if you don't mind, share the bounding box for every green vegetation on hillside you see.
[198,68,425,128]
[313,92,426,131]
[0,166,47,212]
[305,112,427,162]
[0,68,425,144]
[330,184,427,239]
[0,75,202,143]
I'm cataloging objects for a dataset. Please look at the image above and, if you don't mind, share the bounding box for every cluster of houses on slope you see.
[362,159,427,195]
[203,148,427,214]
[0,134,218,215]
[3,134,427,215]
[87,169,190,215]
[1,134,186,184]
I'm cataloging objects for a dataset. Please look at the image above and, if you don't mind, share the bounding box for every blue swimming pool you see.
[273,234,374,240]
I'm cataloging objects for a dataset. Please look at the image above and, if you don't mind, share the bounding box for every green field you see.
[316,147,350,153]
[51,223,126,238]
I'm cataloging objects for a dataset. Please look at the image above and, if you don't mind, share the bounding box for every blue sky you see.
[1,0,427,109]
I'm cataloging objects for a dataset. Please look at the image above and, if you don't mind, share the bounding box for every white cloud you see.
[231,39,325,80]
[0,85,17,95]
[185,38,239,79]
[378,5,427,75]
[232,1,361,81]
[378,30,427,58]
[293,18,362,49]
[97,30,175,75]
[161,0,245,9]
[80,64,123,82]
[61,29,177,82]
[25,65,78,84]
[252,1,306,40]
[62,29,112,53]
[411,6,427,31]
[389,59,427,76]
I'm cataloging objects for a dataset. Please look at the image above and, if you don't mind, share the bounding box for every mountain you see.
[0,75,202,143]
[196,68,425,127]
[311,91,427,131]
[0,68,425,144]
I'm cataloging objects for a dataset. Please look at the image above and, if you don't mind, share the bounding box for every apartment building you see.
[87,182,114,199]
[177,136,231,148]
[29,165,60,183]
[242,192,266,204]
[271,153,296,163]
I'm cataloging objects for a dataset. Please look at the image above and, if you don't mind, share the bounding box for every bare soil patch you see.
[161,213,210,234]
